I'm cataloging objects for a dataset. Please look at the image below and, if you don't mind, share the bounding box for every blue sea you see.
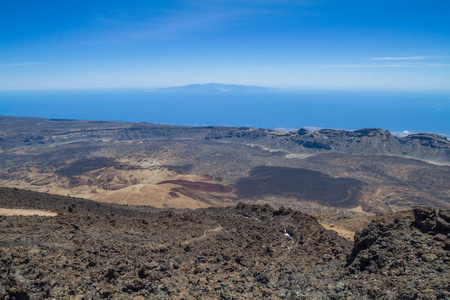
[0,89,449,137]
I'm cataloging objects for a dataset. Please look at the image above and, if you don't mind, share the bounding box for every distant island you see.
[155,83,273,93]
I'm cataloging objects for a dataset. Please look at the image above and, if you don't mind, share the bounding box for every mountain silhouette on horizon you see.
[155,83,273,92]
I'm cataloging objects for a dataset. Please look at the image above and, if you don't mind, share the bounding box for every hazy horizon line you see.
[2,84,450,94]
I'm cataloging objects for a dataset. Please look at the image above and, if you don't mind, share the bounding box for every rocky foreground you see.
[1,187,449,299]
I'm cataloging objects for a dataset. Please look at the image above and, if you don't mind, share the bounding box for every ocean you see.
[1,89,449,137]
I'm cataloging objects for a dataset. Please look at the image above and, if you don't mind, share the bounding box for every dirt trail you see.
[181,225,223,245]
[321,223,356,241]
[0,208,57,217]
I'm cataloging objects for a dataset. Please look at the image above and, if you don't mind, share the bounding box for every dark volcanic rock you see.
[346,208,449,299]
[235,166,364,208]
[413,206,450,234]
[0,188,351,299]
[1,188,449,299]
[55,157,118,178]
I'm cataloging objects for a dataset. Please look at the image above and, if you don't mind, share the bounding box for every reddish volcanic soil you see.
[157,180,234,193]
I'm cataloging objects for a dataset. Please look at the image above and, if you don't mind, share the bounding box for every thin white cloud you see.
[370,55,450,61]
[425,63,450,67]
[392,130,414,137]
[332,64,415,68]
[105,1,318,42]
[274,127,298,132]
[303,63,450,68]
[125,12,231,40]
[303,64,414,68]
[0,62,42,67]
[370,56,428,61]
[303,126,323,132]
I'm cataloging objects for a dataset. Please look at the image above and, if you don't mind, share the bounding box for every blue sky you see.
[1,0,450,91]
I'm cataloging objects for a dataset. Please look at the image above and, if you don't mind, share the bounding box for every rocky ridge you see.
[1,116,449,163]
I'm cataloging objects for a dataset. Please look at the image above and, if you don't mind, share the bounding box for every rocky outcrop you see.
[413,206,450,233]
[346,207,449,299]
[1,116,448,163]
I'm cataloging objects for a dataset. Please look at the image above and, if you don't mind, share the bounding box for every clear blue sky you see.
[1,0,450,91]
